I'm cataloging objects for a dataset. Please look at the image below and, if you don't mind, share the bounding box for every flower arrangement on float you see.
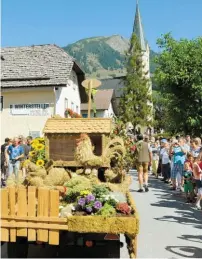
[59,183,132,217]
[24,137,46,167]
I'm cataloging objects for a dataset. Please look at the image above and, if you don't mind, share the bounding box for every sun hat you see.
[161,139,167,143]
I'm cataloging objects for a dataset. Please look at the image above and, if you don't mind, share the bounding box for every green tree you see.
[152,90,174,133]
[119,34,152,128]
[155,33,202,136]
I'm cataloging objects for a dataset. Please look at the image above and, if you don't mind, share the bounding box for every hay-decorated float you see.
[0,79,139,258]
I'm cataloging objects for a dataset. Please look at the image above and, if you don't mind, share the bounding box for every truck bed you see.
[0,186,139,258]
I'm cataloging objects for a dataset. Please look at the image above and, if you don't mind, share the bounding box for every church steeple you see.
[132,0,147,52]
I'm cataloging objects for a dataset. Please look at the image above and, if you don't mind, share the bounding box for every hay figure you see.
[104,168,126,183]
[28,169,47,179]
[29,176,44,187]
[24,160,72,188]
[74,134,102,167]
[25,161,41,172]
[44,168,71,186]
[74,134,126,167]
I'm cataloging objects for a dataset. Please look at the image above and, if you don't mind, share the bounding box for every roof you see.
[81,89,114,111]
[1,44,87,102]
[43,118,112,134]
[131,1,147,52]
[1,44,73,87]
[99,77,125,98]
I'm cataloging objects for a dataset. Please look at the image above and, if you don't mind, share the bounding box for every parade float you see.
[0,79,139,258]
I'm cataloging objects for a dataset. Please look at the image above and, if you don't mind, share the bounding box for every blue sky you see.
[2,0,202,51]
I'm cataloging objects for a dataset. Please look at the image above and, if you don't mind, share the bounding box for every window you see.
[29,131,40,139]
[76,105,79,113]
[71,102,74,111]
[0,96,3,111]
[73,74,77,90]
[64,98,68,109]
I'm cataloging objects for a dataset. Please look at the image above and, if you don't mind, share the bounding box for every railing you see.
[0,186,65,245]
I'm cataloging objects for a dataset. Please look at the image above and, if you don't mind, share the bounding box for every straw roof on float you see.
[43,118,112,134]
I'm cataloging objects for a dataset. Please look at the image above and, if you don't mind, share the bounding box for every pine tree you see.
[119,34,152,128]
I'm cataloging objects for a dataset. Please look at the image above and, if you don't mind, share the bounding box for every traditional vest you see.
[138,141,150,163]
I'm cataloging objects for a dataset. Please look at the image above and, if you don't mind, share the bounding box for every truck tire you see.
[7,238,28,258]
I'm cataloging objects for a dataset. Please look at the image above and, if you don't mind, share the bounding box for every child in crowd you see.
[183,162,194,203]
[186,153,194,170]
[193,153,202,210]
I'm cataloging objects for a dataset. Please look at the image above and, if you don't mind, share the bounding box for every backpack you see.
[134,141,143,164]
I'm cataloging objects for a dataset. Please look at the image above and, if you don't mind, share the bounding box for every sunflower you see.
[35,143,45,151]
[29,151,36,157]
[36,137,45,143]
[31,139,39,145]
[36,159,45,167]
[31,139,40,149]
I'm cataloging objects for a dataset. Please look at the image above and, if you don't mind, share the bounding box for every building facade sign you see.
[10,103,50,116]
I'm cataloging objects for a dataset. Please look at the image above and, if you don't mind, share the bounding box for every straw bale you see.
[66,215,137,235]
[43,168,71,186]
[29,169,47,179]
[26,161,41,172]
[29,176,44,187]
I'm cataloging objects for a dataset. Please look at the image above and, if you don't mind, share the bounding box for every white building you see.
[0,44,87,143]
[81,89,117,118]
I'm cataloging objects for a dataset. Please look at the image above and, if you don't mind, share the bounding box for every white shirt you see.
[160,148,170,164]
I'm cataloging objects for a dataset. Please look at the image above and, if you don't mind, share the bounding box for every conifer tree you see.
[119,34,152,128]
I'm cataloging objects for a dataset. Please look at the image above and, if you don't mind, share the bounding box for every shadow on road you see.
[129,171,202,258]
[177,234,202,244]
[165,245,202,258]
[145,176,202,230]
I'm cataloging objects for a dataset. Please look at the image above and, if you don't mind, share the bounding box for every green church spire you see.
[132,0,147,52]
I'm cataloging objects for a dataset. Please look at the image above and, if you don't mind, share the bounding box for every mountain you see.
[63,35,157,79]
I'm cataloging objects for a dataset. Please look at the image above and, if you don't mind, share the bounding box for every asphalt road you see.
[129,171,202,258]
[1,171,202,258]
